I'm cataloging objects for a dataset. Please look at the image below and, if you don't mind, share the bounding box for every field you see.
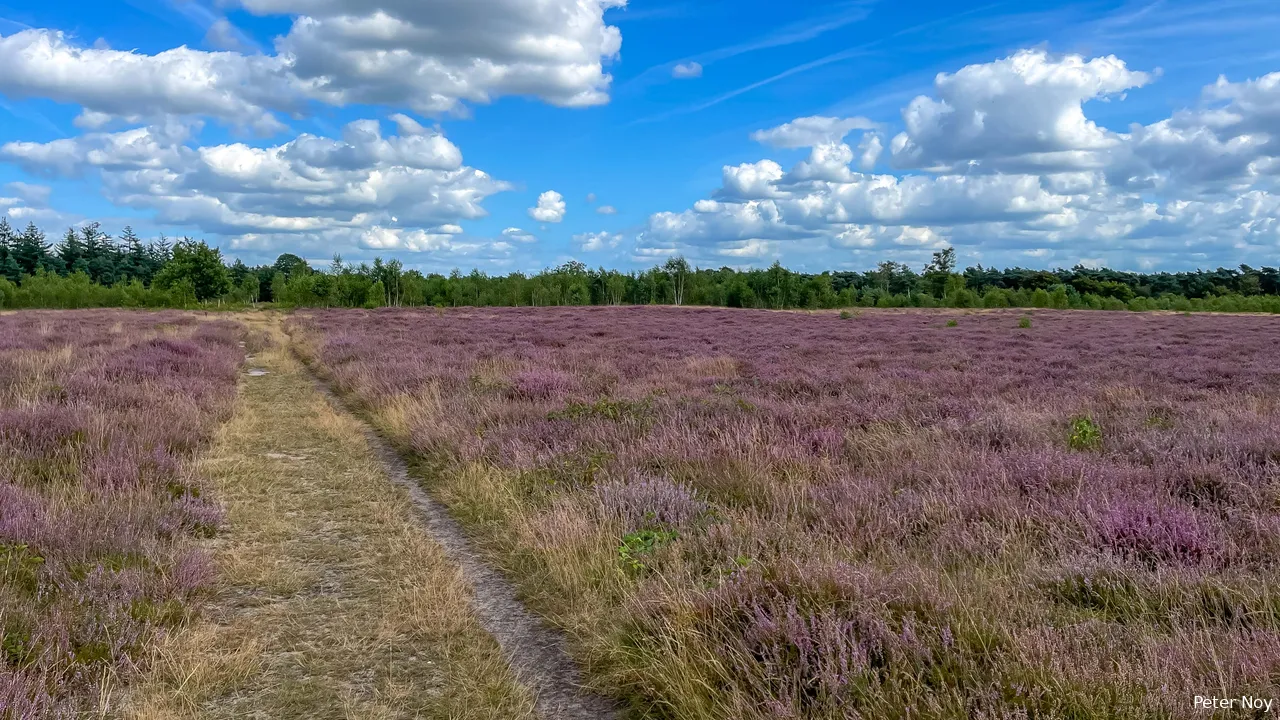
[0,311,242,716]
[3,306,1280,719]
[292,306,1280,719]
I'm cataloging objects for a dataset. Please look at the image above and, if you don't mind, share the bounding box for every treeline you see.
[3,219,1280,313]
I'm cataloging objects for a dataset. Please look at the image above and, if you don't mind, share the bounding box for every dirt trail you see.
[122,314,539,720]
[303,363,624,720]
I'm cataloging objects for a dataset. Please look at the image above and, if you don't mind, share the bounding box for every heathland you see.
[3,305,1280,719]
[294,307,1280,718]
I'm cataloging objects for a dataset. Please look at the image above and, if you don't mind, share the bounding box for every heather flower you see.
[0,311,239,714]
[291,306,1280,717]
[595,474,708,530]
[1094,499,1225,567]
[510,369,577,400]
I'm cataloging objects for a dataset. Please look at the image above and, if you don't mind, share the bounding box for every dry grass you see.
[121,314,536,720]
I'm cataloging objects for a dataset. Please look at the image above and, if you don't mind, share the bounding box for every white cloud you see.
[0,0,626,130]
[890,49,1152,172]
[389,113,430,136]
[857,133,883,171]
[597,204,617,214]
[750,115,877,149]
[266,0,626,114]
[574,230,622,251]
[586,192,597,203]
[528,190,566,223]
[0,30,298,133]
[502,227,537,243]
[636,49,1280,270]
[672,62,703,79]
[0,118,510,254]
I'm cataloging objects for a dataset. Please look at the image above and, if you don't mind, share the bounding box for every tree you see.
[664,256,691,305]
[273,253,310,277]
[239,272,260,304]
[924,247,957,297]
[604,270,627,305]
[119,226,151,283]
[0,219,20,283]
[13,222,53,276]
[58,228,87,275]
[81,222,118,285]
[153,239,230,301]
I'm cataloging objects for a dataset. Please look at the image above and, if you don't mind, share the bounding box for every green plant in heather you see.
[1068,416,1102,450]
[1019,316,1032,329]
[1,543,44,596]
[946,319,958,327]
[839,310,853,320]
[618,529,678,573]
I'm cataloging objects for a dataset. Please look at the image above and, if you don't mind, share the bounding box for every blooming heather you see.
[0,311,241,717]
[295,307,1280,718]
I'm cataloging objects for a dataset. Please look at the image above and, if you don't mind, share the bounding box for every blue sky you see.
[0,0,1278,274]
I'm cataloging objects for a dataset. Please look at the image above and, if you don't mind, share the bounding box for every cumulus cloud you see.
[637,49,1280,270]
[574,230,622,251]
[361,225,469,252]
[0,30,298,133]
[529,190,566,223]
[890,49,1152,172]
[502,227,537,243]
[672,62,703,79]
[262,0,626,114]
[750,116,877,149]
[0,118,510,255]
[0,0,626,130]
[597,205,617,214]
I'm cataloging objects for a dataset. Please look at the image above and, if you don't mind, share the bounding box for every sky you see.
[0,0,1278,275]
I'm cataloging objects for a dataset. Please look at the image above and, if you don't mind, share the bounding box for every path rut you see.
[302,364,624,720]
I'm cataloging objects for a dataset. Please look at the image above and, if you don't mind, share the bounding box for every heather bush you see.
[0,310,240,717]
[294,306,1280,718]
[595,474,708,531]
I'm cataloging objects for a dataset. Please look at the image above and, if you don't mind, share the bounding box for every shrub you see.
[1068,416,1102,450]
[617,528,678,573]
[946,319,958,327]
[596,475,707,531]
[1019,316,1032,329]
[839,310,853,320]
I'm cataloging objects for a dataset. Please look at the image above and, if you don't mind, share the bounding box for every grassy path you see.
[122,314,537,720]
[301,340,624,720]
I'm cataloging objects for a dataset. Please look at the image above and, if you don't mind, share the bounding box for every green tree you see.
[0,219,20,283]
[58,227,88,275]
[273,253,310,277]
[365,280,387,308]
[924,247,957,297]
[153,239,231,301]
[13,222,54,276]
[664,256,691,305]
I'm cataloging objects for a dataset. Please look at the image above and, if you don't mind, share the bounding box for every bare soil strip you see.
[122,314,537,720]
[299,349,624,720]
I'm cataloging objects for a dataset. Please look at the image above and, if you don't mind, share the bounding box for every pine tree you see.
[81,222,119,285]
[120,225,148,282]
[0,218,20,283]
[58,227,88,275]
[14,222,53,276]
